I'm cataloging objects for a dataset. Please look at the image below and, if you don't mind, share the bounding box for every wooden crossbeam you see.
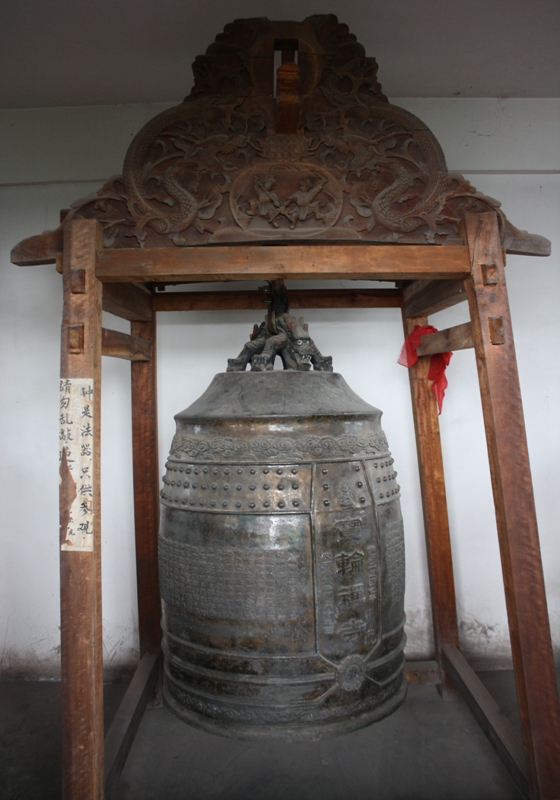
[96,244,471,283]
[11,228,63,266]
[153,287,403,312]
[101,328,151,361]
[416,322,473,356]
[10,229,549,269]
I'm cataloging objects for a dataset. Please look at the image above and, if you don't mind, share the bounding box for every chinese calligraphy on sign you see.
[59,378,94,552]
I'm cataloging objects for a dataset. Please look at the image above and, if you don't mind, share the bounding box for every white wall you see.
[1,99,558,678]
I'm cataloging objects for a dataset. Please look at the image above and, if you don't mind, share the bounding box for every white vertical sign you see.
[59,378,95,551]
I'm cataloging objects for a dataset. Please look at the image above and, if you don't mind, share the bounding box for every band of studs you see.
[161,463,311,513]
[161,457,400,513]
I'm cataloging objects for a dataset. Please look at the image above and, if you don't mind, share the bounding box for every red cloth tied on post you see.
[398,325,452,414]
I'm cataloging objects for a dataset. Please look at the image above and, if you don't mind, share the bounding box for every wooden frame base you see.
[46,214,560,799]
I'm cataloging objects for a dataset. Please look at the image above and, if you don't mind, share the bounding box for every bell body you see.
[159,371,406,739]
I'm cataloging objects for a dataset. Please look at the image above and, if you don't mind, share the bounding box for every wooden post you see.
[59,220,104,799]
[465,211,560,800]
[130,308,161,654]
[402,311,460,695]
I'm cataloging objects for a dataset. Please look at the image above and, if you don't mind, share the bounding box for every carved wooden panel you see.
[32,16,550,255]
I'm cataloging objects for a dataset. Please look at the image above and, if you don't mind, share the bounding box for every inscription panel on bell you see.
[312,460,379,661]
[159,510,315,652]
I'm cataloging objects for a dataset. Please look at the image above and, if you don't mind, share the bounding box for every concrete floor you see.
[0,671,536,800]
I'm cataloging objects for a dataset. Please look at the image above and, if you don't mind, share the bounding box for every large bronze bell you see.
[158,287,406,739]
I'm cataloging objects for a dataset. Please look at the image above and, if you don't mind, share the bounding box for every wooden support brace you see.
[402,311,460,696]
[102,328,151,361]
[402,277,467,317]
[443,646,529,798]
[59,219,104,800]
[104,651,160,798]
[102,283,153,322]
[465,211,560,800]
[416,322,473,356]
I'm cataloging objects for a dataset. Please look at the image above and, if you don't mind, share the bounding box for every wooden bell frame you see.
[11,16,560,800]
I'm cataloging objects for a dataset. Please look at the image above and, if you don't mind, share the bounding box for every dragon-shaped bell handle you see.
[227,280,333,372]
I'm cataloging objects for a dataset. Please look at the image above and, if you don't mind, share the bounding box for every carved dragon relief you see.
[58,15,547,255]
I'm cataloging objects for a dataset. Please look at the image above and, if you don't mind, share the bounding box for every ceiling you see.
[1,0,559,108]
